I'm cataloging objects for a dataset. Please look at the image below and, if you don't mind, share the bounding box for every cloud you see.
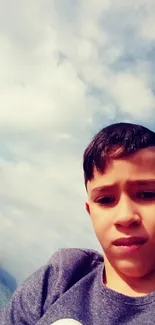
[0,0,154,286]
[108,73,155,119]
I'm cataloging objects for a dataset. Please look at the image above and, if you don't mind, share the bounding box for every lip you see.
[113,236,147,246]
[112,236,148,255]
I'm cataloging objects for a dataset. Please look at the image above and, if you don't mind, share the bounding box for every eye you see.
[96,196,116,205]
[137,192,155,200]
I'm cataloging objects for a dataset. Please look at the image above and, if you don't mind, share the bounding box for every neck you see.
[104,258,155,297]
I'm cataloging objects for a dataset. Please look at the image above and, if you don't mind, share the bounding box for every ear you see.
[85,202,90,214]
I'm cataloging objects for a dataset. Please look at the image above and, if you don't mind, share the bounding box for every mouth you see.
[112,236,147,254]
[113,236,147,246]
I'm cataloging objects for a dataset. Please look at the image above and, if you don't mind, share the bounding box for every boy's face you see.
[86,147,155,278]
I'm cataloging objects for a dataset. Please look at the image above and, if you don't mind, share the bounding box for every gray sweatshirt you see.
[0,248,155,325]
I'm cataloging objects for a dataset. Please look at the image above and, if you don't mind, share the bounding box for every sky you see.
[0,0,155,285]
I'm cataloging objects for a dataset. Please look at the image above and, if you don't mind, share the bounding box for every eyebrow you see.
[90,179,155,198]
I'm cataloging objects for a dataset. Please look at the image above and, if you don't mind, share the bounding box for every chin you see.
[116,260,149,278]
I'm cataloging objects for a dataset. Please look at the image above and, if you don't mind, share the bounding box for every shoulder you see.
[48,248,103,269]
[0,249,103,324]
[42,248,103,312]
[46,248,103,292]
[16,248,103,302]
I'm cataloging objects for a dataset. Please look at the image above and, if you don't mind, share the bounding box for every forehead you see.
[87,148,155,191]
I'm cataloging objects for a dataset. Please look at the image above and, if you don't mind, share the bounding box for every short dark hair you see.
[83,122,155,187]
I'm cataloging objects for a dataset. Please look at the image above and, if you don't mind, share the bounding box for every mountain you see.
[0,267,17,309]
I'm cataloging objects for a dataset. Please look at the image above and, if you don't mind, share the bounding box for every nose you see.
[114,195,141,228]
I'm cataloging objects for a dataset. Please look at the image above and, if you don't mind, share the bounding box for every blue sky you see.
[0,0,155,285]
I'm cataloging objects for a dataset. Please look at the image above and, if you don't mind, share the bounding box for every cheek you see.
[90,207,112,239]
[141,205,155,228]
[143,213,155,236]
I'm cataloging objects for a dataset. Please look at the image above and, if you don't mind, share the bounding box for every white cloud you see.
[109,73,155,119]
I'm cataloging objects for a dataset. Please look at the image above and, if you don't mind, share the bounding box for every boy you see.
[1,122,155,324]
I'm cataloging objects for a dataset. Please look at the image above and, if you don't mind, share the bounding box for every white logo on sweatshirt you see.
[52,319,83,325]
